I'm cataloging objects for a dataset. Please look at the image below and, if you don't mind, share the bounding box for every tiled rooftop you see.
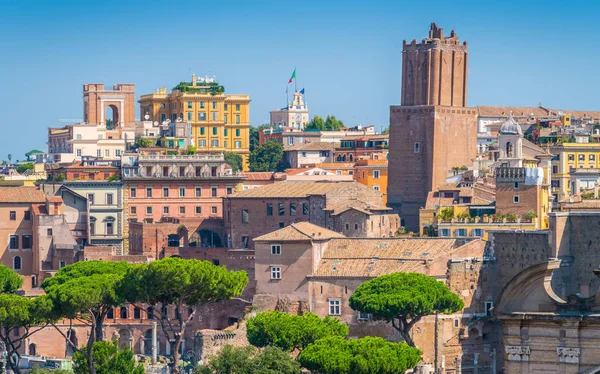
[254,222,345,242]
[0,187,46,203]
[228,181,354,198]
[285,142,335,152]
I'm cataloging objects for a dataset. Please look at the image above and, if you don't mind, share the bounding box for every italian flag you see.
[288,68,296,84]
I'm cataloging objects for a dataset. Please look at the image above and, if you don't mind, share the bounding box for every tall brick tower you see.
[388,23,477,231]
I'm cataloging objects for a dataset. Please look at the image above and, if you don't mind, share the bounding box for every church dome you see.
[499,114,522,136]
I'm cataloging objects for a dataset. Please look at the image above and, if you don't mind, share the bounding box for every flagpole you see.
[294,66,297,93]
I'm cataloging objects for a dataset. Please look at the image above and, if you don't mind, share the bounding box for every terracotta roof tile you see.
[285,142,335,152]
[254,222,345,242]
[242,172,275,181]
[0,187,46,203]
[228,181,356,198]
[340,134,389,141]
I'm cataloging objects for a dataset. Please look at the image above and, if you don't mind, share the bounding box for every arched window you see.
[506,142,513,158]
[120,306,128,319]
[336,155,342,162]
[13,256,21,271]
[107,308,114,319]
[147,307,154,320]
[342,154,347,162]
[349,154,353,162]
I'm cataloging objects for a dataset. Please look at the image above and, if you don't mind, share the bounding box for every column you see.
[491,348,496,374]
[455,356,462,374]
[140,338,145,356]
[152,322,157,364]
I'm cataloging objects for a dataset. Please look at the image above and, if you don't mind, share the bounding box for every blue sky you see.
[0,0,598,159]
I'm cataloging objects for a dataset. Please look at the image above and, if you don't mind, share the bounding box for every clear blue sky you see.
[0,0,598,159]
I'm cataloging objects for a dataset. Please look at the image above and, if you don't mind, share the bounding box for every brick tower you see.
[388,23,477,231]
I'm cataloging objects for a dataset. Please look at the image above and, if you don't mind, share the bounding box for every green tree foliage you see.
[297,336,421,374]
[42,261,132,374]
[306,115,345,131]
[195,345,301,374]
[224,152,243,173]
[7,154,12,163]
[119,258,248,373]
[16,163,34,174]
[247,311,348,352]
[25,149,44,158]
[185,145,197,155]
[73,340,144,374]
[249,140,284,172]
[349,273,464,347]
[305,115,325,131]
[381,127,389,134]
[0,264,23,293]
[250,124,271,152]
[137,138,154,148]
[30,367,71,374]
[0,294,53,374]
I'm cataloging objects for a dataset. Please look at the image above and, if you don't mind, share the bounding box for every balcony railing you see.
[124,171,244,180]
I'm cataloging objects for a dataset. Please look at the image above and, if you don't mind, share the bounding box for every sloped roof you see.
[228,181,354,198]
[254,222,345,242]
[285,142,335,152]
[0,187,46,203]
[313,238,484,277]
[242,172,275,181]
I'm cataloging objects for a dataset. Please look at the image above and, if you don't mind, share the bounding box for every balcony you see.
[124,171,244,180]
[139,154,225,162]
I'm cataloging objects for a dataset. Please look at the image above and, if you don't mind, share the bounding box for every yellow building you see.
[353,159,388,204]
[549,137,600,202]
[139,75,251,170]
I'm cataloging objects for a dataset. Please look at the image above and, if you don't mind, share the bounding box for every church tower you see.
[388,23,478,231]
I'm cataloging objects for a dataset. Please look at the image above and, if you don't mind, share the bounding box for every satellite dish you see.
[162,120,168,126]
[153,121,159,127]
[144,113,150,121]
[570,197,574,203]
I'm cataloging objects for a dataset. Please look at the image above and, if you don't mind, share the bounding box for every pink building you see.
[123,154,245,224]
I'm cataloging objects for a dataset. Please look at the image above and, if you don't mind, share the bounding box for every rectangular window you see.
[279,222,285,228]
[241,236,249,249]
[59,261,66,269]
[198,112,207,121]
[278,203,285,216]
[414,142,420,153]
[106,222,114,235]
[187,112,192,121]
[373,185,380,191]
[146,188,152,197]
[456,228,467,237]
[130,188,137,198]
[472,228,483,237]
[552,165,558,174]
[212,127,218,136]
[187,101,192,109]
[235,129,241,137]
[195,206,202,214]
[454,318,460,328]
[105,149,110,157]
[106,193,113,205]
[97,149,101,157]
[199,139,206,147]
[200,102,205,109]
[513,195,520,203]
[328,299,341,316]
[267,203,273,216]
[163,187,169,197]
[9,235,18,249]
[212,139,219,147]
[179,206,185,214]
[76,149,82,157]
[234,140,242,149]
[179,166,185,176]
[485,301,493,317]
[235,114,240,124]
[146,206,152,214]
[235,104,240,111]
[212,112,218,121]
[211,206,218,214]
[270,266,281,280]
[224,140,229,148]
[9,211,16,220]
[242,209,249,224]
[224,104,228,111]
[47,228,52,236]
[591,154,596,161]
[200,127,206,135]
[131,206,137,214]
[302,203,309,215]
[224,115,228,124]
[212,101,217,110]
[439,228,450,237]
[211,187,217,197]
[179,187,185,197]
[357,311,371,321]
[271,245,281,255]
[514,182,519,189]
[568,154,574,161]
[579,154,585,161]
[373,170,380,179]
[24,211,30,221]
[195,187,201,197]
[22,235,32,249]
[226,187,233,195]
[163,206,169,214]
[290,203,296,216]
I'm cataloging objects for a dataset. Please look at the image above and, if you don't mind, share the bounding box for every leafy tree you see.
[30,367,71,374]
[185,145,197,155]
[382,127,389,134]
[250,124,271,152]
[107,174,121,182]
[305,116,325,131]
[16,163,34,174]
[349,272,463,347]
[42,261,132,374]
[195,345,301,374]
[324,115,344,131]
[224,152,243,173]
[0,264,24,293]
[137,138,154,148]
[0,294,54,374]
[297,336,421,374]
[7,154,12,164]
[73,339,144,374]
[247,311,348,352]
[119,258,248,373]
[249,140,284,172]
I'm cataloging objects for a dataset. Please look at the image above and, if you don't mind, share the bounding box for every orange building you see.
[46,158,121,181]
[353,159,388,204]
